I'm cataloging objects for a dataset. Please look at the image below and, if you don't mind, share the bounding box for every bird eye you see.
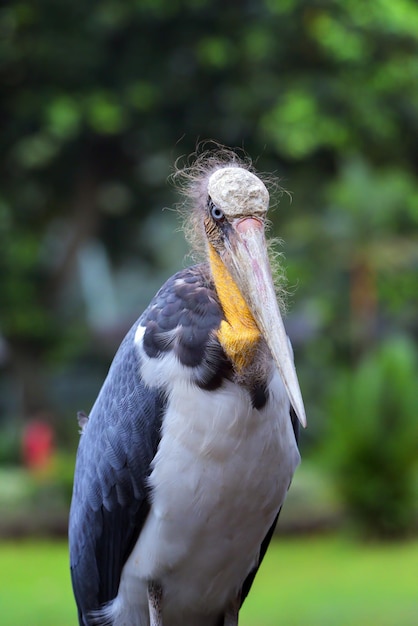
[210,204,224,222]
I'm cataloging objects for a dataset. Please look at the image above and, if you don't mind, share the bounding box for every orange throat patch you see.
[208,244,261,372]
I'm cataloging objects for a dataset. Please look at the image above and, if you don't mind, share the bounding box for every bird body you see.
[69,158,306,626]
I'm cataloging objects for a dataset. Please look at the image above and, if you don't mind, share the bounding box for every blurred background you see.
[0,1,417,624]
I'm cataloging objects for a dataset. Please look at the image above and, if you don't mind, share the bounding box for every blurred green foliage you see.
[0,425,20,465]
[324,337,418,538]
[0,0,417,538]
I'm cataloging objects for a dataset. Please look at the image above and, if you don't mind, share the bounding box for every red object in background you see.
[22,420,55,472]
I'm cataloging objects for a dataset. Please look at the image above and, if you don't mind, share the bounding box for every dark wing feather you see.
[290,405,300,445]
[69,320,166,624]
[69,265,224,625]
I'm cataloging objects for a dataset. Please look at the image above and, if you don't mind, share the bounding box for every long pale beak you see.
[226,218,307,427]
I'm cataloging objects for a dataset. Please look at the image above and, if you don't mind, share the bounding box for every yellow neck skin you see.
[208,244,261,371]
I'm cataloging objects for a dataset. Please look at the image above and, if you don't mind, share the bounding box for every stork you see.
[69,152,306,626]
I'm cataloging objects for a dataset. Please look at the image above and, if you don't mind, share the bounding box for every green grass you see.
[0,541,75,626]
[240,537,418,626]
[0,536,417,625]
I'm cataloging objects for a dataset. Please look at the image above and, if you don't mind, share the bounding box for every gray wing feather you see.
[69,320,166,624]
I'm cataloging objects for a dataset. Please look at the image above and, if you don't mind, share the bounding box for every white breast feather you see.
[98,325,300,626]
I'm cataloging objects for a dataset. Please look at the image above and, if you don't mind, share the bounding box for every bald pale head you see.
[207,167,269,219]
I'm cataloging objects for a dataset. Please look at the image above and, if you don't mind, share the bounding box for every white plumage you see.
[93,327,299,626]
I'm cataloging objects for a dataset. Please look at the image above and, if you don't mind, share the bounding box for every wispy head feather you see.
[171,143,289,311]
[172,145,252,256]
[172,144,282,250]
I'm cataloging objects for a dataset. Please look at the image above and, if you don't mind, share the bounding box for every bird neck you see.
[208,244,261,371]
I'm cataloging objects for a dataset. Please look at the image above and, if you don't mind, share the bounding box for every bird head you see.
[178,156,306,427]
